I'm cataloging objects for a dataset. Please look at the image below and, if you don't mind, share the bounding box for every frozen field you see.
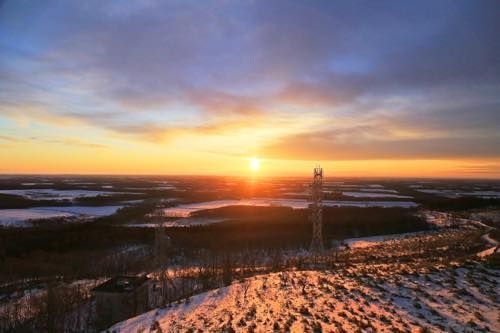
[0,205,123,227]
[416,189,500,198]
[0,189,136,200]
[282,189,402,198]
[324,200,417,208]
[127,218,228,228]
[163,199,418,217]
[359,188,398,193]
[342,191,412,199]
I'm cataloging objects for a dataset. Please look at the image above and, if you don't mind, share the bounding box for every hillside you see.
[110,262,499,333]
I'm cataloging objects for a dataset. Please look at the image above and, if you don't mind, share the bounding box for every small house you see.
[92,275,150,329]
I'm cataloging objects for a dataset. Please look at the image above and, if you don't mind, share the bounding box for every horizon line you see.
[0,172,499,181]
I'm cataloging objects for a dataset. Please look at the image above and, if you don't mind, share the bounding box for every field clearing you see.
[163,198,418,217]
[0,189,141,201]
[0,205,124,227]
[342,191,412,199]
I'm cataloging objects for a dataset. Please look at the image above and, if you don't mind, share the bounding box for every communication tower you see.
[310,166,324,252]
[153,210,170,266]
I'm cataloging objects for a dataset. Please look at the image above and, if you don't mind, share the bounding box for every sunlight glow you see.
[250,157,260,171]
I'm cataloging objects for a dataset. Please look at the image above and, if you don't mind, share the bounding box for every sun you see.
[249,157,260,171]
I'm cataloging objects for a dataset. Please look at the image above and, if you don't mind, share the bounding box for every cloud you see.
[34,137,108,149]
[458,164,500,175]
[0,0,499,160]
[0,135,20,142]
[260,127,500,161]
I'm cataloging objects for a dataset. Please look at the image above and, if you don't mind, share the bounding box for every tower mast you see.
[310,166,324,252]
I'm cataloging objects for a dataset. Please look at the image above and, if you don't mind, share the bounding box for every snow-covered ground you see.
[423,211,456,228]
[123,186,177,191]
[0,189,138,200]
[0,205,123,227]
[342,191,412,199]
[344,231,431,249]
[163,199,307,217]
[126,218,228,228]
[110,263,500,333]
[423,210,493,229]
[20,182,54,186]
[323,200,418,208]
[470,210,500,223]
[422,210,500,257]
[282,191,310,196]
[163,199,418,217]
[416,189,500,198]
[359,188,398,193]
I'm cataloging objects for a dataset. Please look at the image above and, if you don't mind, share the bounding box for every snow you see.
[155,186,177,190]
[423,210,494,229]
[0,209,73,227]
[323,181,345,185]
[477,246,498,258]
[470,210,500,223]
[0,189,134,200]
[342,191,412,199]
[416,189,500,198]
[163,199,307,217]
[423,211,455,228]
[163,199,418,217]
[126,218,228,228]
[422,210,499,258]
[323,200,417,208]
[123,186,177,190]
[344,231,430,249]
[0,205,123,227]
[110,264,500,333]
[283,192,310,196]
[360,188,398,193]
[481,233,499,247]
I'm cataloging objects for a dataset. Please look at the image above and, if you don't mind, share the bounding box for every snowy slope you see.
[110,263,500,333]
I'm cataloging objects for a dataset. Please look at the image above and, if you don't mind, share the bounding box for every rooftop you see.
[92,275,149,293]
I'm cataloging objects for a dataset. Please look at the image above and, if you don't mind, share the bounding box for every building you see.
[92,275,150,329]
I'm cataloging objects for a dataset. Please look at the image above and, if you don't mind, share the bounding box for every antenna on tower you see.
[153,210,170,267]
[310,165,324,252]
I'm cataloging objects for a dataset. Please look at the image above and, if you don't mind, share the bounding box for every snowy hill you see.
[109,262,499,333]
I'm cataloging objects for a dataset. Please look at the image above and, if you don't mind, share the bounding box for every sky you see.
[0,0,499,178]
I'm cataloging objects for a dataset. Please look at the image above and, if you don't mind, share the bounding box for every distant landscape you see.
[1,1,500,332]
[0,175,499,332]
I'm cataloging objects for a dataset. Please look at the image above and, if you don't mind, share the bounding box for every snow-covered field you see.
[344,231,430,249]
[342,191,412,199]
[360,188,398,193]
[126,218,228,228]
[416,189,500,198]
[323,200,418,208]
[0,189,135,200]
[110,263,500,333]
[123,186,177,191]
[0,205,123,227]
[20,182,54,186]
[163,199,307,217]
[163,199,418,217]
